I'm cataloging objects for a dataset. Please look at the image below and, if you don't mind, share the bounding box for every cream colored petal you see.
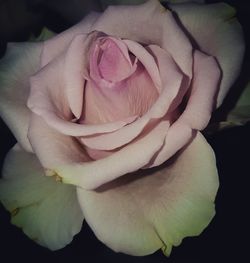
[0,145,83,250]
[0,42,42,152]
[77,132,218,256]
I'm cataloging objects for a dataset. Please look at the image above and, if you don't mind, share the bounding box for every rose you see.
[0,0,244,256]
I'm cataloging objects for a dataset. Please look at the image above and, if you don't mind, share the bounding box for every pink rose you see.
[0,0,244,256]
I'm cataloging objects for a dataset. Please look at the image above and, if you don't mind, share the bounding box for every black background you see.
[0,0,249,262]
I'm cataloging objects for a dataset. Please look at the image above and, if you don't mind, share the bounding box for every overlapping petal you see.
[84,42,159,125]
[54,120,169,189]
[170,2,245,106]
[152,50,221,167]
[0,145,83,250]
[77,132,218,256]
[28,33,137,137]
[0,42,42,152]
[92,0,193,79]
[28,114,90,168]
[81,45,184,151]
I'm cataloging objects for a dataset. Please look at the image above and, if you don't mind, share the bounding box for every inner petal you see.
[98,38,134,82]
[82,62,159,124]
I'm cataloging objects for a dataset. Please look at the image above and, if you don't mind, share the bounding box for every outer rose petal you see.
[41,12,100,67]
[53,121,169,190]
[170,2,245,107]
[0,145,83,250]
[0,42,42,152]
[77,132,218,256]
[179,50,221,130]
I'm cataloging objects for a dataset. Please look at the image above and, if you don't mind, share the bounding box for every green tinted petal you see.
[77,132,218,256]
[0,145,84,250]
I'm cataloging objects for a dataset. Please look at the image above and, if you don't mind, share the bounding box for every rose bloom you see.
[0,0,244,256]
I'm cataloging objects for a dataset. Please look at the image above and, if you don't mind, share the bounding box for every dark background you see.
[0,0,249,262]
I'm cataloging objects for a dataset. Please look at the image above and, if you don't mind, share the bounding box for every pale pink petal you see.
[77,132,218,256]
[170,2,245,106]
[64,35,88,119]
[28,33,137,137]
[151,50,221,167]
[179,50,221,130]
[81,46,183,151]
[123,39,162,91]
[28,114,90,168]
[53,121,169,190]
[83,63,158,124]
[98,38,134,82]
[91,0,193,79]
[0,42,42,152]
[41,12,100,67]
[148,44,189,112]
[150,122,193,167]
[88,36,138,88]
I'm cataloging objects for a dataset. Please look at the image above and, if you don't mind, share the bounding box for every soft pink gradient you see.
[25,0,241,191]
[0,0,244,255]
[27,26,220,190]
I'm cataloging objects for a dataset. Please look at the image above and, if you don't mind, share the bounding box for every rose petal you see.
[151,50,221,167]
[0,145,83,250]
[77,132,218,256]
[123,39,162,91]
[81,45,183,151]
[170,2,245,106]
[64,35,89,119]
[97,37,134,82]
[83,62,158,123]
[179,50,221,130]
[28,33,137,137]
[28,114,90,168]
[0,42,42,152]
[92,0,193,79]
[150,122,193,168]
[54,121,169,190]
[41,12,100,67]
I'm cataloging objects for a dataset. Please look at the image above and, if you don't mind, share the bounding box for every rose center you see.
[90,37,137,85]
